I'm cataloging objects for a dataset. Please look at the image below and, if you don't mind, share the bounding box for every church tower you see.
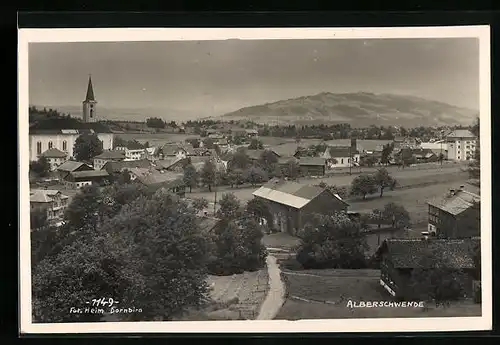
[82,75,97,123]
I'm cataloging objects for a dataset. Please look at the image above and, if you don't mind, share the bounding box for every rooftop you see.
[446,129,476,139]
[41,148,67,158]
[56,160,91,172]
[94,150,126,160]
[269,143,300,157]
[298,157,327,166]
[428,189,480,216]
[70,170,109,179]
[102,159,152,173]
[253,178,343,209]
[376,238,479,269]
[30,189,69,203]
[129,167,183,186]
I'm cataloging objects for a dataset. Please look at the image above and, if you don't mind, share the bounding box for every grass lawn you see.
[276,269,481,319]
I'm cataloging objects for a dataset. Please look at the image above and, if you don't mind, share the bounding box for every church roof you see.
[85,75,95,101]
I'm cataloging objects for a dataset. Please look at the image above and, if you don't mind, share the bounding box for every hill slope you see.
[211,92,477,127]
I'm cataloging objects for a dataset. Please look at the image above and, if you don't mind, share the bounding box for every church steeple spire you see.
[85,74,95,101]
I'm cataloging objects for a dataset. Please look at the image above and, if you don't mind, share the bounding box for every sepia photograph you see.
[18,26,491,334]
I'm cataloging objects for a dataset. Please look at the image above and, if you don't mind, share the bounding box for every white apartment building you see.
[445,130,477,161]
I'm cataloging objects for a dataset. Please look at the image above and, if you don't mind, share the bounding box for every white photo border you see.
[18,25,492,334]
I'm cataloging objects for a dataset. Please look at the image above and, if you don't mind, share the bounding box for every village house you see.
[40,148,68,171]
[155,157,189,173]
[252,178,349,235]
[123,148,146,161]
[395,148,439,164]
[56,160,94,180]
[93,150,126,170]
[63,169,110,189]
[445,129,477,161]
[375,238,479,300]
[393,136,419,150]
[427,186,480,239]
[321,139,361,168]
[297,157,327,177]
[269,143,302,158]
[101,159,153,179]
[160,144,188,159]
[245,129,259,138]
[30,189,70,227]
[420,140,448,158]
[128,167,186,197]
[193,147,213,156]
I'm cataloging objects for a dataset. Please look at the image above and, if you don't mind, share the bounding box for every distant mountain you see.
[31,105,203,123]
[208,92,478,127]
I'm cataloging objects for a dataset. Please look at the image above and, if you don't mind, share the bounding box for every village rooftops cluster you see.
[30,189,69,203]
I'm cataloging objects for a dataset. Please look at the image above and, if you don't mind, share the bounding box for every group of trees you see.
[30,156,51,178]
[368,202,411,230]
[73,133,104,162]
[350,168,397,200]
[32,174,268,322]
[113,136,149,150]
[146,117,178,129]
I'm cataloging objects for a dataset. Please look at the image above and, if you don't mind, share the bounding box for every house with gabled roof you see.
[375,237,479,299]
[63,169,110,189]
[252,178,349,235]
[30,189,70,227]
[128,167,186,197]
[56,160,93,180]
[427,186,480,239]
[321,139,361,168]
[93,150,126,170]
[40,148,68,171]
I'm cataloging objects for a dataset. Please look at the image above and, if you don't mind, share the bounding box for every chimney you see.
[459,185,465,191]
[449,188,456,196]
[421,231,430,240]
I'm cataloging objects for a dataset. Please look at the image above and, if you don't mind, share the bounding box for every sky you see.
[29,38,480,119]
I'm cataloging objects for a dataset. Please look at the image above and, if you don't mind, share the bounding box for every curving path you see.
[256,255,286,320]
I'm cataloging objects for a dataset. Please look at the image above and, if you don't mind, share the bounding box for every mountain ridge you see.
[206,92,478,127]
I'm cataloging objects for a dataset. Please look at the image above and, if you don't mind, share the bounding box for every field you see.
[275,269,481,319]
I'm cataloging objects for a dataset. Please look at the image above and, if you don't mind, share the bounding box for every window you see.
[347,158,350,163]
[48,141,53,149]
[355,156,358,162]
[341,158,344,164]
[63,140,67,151]
[90,109,93,118]
[36,142,42,155]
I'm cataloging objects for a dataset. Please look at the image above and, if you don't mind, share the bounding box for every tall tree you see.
[382,202,411,229]
[296,212,368,269]
[183,163,199,193]
[350,174,378,200]
[200,160,217,192]
[258,150,279,174]
[216,193,242,220]
[285,159,301,180]
[30,156,51,178]
[73,133,104,162]
[248,138,264,150]
[243,166,268,186]
[373,168,397,198]
[246,198,274,228]
[228,151,250,171]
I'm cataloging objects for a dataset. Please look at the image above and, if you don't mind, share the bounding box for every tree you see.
[382,202,410,229]
[30,156,51,178]
[216,193,242,220]
[227,169,245,188]
[258,150,279,174]
[146,117,166,128]
[373,168,397,198]
[408,247,468,305]
[200,160,217,192]
[228,151,250,171]
[30,208,48,230]
[296,212,368,269]
[285,159,301,180]
[380,143,394,166]
[370,208,385,229]
[183,163,199,193]
[360,155,378,167]
[244,166,268,186]
[202,138,215,149]
[350,174,377,200]
[208,217,267,275]
[73,133,104,162]
[327,185,349,200]
[246,198,274,229]
[192,197,209,213]
[63,184,102,231]
[248,138,263,150]
[117,169,132,185]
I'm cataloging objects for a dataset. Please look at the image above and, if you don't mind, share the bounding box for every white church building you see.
[29,75,114,163]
